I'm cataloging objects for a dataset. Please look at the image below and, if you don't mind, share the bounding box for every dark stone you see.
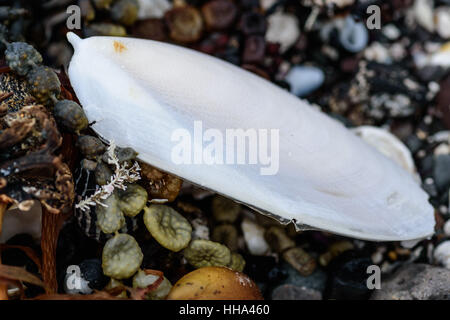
[405,134,423,154]
[132,18,168,41]
[418,154,434,176]
[244,255,287,283]
[433,154,450,192]
[242,35,265,64]
[79,258,108,290]
[417,65,447,83]
[240,12,267,36]
[437,74,450,129]
[325,250,373,300]
[422,179,439,198]
[371,263,450,300]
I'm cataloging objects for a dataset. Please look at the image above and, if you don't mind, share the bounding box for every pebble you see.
[241,218,270,255]
[64,259,108,294]
[417,65,447,82]
[280,262,327,293]
[137,0,171,19]
[339,15,368,53]
[444,220,450,236]
[435,7,450,39]
[364,42,391,64]
[284,65,324,97]
[382,24,401,40]
[371,263,450,300]
[437,75,450,129]
[242,35,266,64]
[326,251,373,300]
[265,11,300,53]
[244,255,287,284]
[434,241,450,269]
[433,154,450,191]
[413,0,434,33]
[271,284,322,300]
[260,0,276,9]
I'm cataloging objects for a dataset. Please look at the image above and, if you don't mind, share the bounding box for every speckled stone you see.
[371,263,450,300]
[280,262,327,293]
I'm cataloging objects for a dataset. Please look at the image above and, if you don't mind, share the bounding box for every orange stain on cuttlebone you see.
[113,41,127,53]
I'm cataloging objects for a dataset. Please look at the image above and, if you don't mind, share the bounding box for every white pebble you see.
[434,241,450,269]
[382,24,401,40]
[364,42,391,64]
[444,220,450,236]
[261,0,276,10]
[413,0,435,33]
[435,7,450,39]
[265,11,300,53]
[434,143,450,156]
[241,218,270,256]
[137,0,172,19]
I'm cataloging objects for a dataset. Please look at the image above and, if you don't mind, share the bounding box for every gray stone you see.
[433,154,450,192]
[272,284,322,300]
[371,263,450,300]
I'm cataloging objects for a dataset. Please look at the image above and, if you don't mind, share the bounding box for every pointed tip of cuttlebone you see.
[66,32,82,49]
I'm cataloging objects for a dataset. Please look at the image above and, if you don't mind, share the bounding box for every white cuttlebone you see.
[66,33,435,241]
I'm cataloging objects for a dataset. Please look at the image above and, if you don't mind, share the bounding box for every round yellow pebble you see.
[167,267,263,300]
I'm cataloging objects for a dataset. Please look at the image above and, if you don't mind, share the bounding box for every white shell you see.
[66,33,435,241]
